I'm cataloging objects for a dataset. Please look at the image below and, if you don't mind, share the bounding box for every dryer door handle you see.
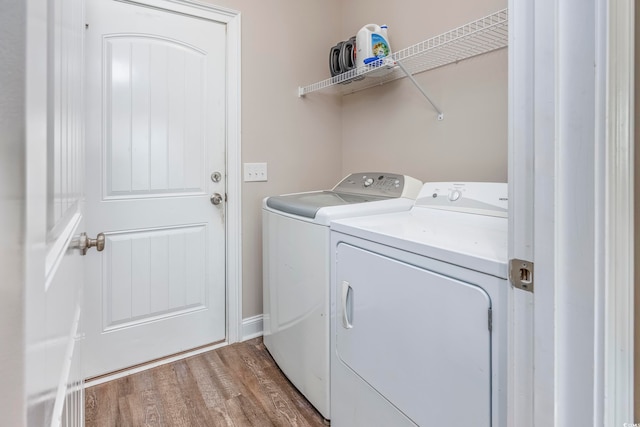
[341,281,353,329]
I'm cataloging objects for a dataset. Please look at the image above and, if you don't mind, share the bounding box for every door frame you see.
[109,0,243,344]
[508,0,635,425]
[604,0,635,423]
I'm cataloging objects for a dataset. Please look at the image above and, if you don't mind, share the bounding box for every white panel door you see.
[84,0,227,377]
[24,0,87,425]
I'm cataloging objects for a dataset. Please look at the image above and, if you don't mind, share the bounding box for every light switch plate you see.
[244,162,268,182]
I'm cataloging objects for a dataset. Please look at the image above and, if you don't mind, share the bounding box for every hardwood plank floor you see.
[85,338,328,427]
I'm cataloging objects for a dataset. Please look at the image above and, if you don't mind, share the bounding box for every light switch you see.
[244,162,268,182]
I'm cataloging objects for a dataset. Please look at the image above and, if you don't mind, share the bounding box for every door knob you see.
[210,193,223,205]
[73,232,106,255]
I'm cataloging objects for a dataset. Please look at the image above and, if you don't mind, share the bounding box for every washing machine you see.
[262,172,422,420]
[329,182,509,427]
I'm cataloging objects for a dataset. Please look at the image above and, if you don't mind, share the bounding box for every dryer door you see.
[335,243,492,427]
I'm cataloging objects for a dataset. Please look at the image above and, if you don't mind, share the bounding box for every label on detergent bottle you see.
[371,33,390,58]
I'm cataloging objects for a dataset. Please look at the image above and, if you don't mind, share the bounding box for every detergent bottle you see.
[356,24,392,68]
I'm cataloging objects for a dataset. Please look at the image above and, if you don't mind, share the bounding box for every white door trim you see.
[509,0,635,424]
[604,0,635,423]
[116,0,240,20]
[506,1,535,425]
[225,9,243,344]
[508,0,635,424]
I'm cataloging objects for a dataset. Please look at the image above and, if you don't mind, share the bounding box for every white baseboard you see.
[242,314,263,341]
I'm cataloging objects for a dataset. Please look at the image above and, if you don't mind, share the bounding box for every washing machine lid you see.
[266,191,387,219]
[264,172,423,220]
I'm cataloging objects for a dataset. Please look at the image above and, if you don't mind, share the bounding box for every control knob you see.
[448,190,461,201]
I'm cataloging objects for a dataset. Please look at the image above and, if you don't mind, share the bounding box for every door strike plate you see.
[509,258,534,292]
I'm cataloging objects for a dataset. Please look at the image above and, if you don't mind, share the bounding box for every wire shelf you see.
[298,8,508,97]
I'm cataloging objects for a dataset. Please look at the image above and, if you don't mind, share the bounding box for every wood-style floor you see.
[85,338,328,427]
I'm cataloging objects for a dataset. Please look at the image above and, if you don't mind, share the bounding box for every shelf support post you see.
[396,60,444,120]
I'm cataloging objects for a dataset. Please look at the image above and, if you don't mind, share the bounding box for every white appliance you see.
[329,182,509,427]
[262,172,422,420]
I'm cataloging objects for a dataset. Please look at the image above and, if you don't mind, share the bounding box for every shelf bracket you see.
[396,60,444,120]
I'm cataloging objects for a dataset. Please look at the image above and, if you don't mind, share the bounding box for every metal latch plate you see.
[509,258,534,292]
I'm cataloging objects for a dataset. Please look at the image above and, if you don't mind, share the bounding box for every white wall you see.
[206,0,344,318]
[340,0,508,183]
[0,0,26,424]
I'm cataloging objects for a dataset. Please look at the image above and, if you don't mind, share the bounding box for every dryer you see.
[262,172,422,420]
[329,182,508,427]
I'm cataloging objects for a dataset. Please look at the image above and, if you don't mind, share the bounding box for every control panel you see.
[415,182,508,217]
[333,173,421,199]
